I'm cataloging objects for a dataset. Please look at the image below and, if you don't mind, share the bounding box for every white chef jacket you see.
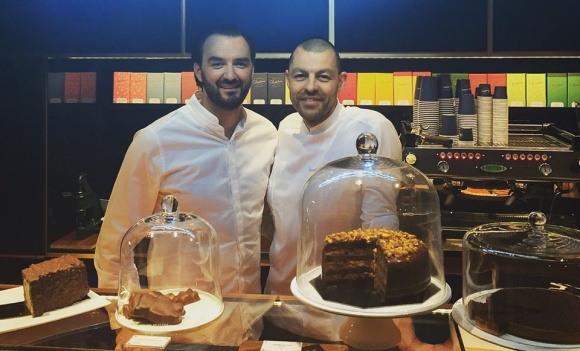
[94,93,277,295]
[265,102,402,340]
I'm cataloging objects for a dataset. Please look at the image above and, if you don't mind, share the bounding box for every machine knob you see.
[437,161,450,173]
[405,153,417,165]
[539,163,552,176]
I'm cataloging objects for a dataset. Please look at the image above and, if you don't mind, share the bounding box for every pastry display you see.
[122,289,200,325]
[318,228,431,307]
[467,287,580,344]
[21,254,90,317]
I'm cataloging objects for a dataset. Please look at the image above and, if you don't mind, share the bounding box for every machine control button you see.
[405,153,417,165]
[437,161,450,173]
[541,154,548,161]
[505,154,512,160]
[539,163,553,176]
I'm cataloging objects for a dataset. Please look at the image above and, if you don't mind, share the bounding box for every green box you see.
[567,73,580,107]
[547,73,567,107]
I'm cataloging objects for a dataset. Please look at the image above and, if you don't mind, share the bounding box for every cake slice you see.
[22,255,90,317]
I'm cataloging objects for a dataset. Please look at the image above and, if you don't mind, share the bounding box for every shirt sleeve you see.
[94,128,162,289]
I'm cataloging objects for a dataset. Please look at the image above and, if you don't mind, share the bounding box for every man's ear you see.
[337,71,348,93]
[194,62,202,83]
[285,70,290,87]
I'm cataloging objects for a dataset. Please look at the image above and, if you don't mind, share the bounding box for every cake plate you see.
[115,290,224,335]
[452,292,580,350]
[291,267,451,350]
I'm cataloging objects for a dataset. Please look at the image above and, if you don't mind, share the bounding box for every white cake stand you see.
[291,266,452,350]
[452,292,580,351]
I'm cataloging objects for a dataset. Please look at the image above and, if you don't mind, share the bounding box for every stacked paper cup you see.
[493,86,509,146]
[477,84,493,146]
[457,93,477,145]
[412,76,424,132]
[454,79,471,116]
[416,76,440,135]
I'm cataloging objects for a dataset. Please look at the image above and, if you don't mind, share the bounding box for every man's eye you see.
[318,75,331,82]
[292,74,306,80]
[210,63,224,68]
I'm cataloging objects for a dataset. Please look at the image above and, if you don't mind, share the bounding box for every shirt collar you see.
[301,101,343,135]
[186,91,247,137]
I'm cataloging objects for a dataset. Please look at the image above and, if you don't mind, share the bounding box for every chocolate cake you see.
[467,288,580,344]
[319,228,431,307]
[22,255,90,317]
[123,289,200,325]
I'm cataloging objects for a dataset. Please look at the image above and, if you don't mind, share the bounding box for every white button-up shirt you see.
[95,94,277,294]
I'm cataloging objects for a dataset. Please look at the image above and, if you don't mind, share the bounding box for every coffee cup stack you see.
[440,114,459,145]
[477,83,493,146]
[457,92,478,145]
[412,76,423,132]
[454,79,471,116]
[493,86,509,146]
[414,76,440,135]
[438,74,455,121]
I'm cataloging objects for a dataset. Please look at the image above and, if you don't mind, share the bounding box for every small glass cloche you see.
[115,195,224,334]
[292,133,450,317]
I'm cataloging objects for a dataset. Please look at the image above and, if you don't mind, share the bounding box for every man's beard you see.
[201,74,250,110]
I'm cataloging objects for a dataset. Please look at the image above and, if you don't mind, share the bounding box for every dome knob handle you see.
[356,132,379,155]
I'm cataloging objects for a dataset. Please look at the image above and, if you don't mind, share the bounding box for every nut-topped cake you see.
[318,228,431,307]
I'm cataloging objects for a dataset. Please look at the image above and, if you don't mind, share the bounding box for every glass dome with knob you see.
[115,195,224,335]
[291,132,451,318]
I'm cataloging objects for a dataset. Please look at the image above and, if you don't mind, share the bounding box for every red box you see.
[64,72,81,103]
[80,72,96,103]
[338,73,357,105]
[487,73,507,95]
[181,72,198,104]
[129,72,147,104]
[468,74,488,96]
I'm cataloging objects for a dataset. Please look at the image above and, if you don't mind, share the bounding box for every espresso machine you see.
[402,121,580,243]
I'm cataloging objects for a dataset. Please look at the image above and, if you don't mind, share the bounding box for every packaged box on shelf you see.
[468,73,487,96]
[506,73,526,107]
[338,72,357,105]
[163,72,181,104]
[285,82,291,105]
[357,73,376,105]
[251,73,267,105]
[48,72,65,103]
[547,73,567,107]
[267,73,285,105]
[393,72,412,106]
[80,72,96,103]
[129,72,147,104]
[568,73,580,107]
[526,73,546,107]
[146,73,164,104]
[376,72,393,105]
[113,72,130,103]
[487,73,507,95]
[181,71,197,104]
[243,87,252,105]
[64,72,81,103]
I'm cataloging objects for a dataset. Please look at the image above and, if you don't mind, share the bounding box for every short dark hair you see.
[289,38,341,73]
[191,25,255,87]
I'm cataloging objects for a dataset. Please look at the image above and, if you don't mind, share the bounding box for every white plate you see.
[290,267,451,318]
[115,290,224,335]
[452,297,580,350]
[0,286,109,334]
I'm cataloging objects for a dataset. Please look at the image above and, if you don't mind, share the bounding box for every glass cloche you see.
[455,211,580,348]
[115,195,224,334]
[291,133,450,317]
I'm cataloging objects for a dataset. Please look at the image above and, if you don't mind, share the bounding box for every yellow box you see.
[394,72,413,106]
[357,73,376,105]
[526,73,546,107]
[506,73,526,107]
[376,73,394,105]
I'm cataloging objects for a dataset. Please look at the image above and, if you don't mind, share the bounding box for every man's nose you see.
[224,64,236,80]
[306,77,318,92]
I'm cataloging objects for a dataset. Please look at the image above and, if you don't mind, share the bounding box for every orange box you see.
[129,72,147,104]
[181,71,197,104]
[113,72,131,103]
[376,73,394,105]
[338,73,357,105]
[487,73,507,95]
[64,72,81,103]
[80,72,96,103]
[394,72,413,106]
[468,73,487,96]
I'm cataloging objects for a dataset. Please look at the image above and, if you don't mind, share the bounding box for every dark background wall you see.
[0,0,579,259]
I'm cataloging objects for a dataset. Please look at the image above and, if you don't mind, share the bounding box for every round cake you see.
[317,228,431,307]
